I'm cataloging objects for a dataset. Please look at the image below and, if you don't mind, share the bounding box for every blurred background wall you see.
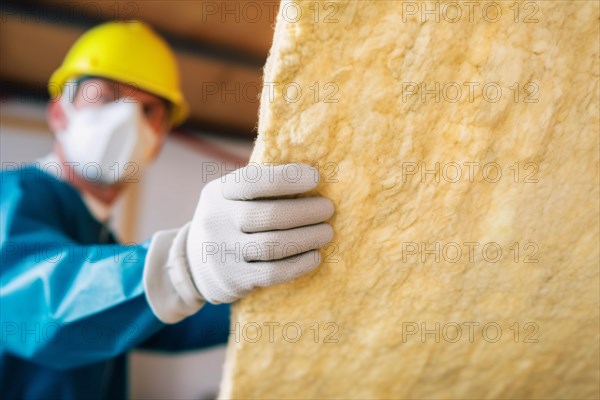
[1,1,278,398]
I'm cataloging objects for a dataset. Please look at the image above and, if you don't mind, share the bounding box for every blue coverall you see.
[0,165,230,399]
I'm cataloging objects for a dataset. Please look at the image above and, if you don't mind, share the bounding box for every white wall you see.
[0,100,253,399]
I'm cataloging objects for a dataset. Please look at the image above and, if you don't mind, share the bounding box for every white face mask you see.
[57,97,159,185]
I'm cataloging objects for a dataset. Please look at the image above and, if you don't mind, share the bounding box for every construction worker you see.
[0,21,334,399]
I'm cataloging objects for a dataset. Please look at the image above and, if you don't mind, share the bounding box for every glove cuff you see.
[143,224,205,324]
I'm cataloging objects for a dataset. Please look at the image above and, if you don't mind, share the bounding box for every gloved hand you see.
[144,163,334,323]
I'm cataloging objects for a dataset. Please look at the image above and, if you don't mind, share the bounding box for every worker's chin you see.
[93,178,128,192]
[73,175,128,205]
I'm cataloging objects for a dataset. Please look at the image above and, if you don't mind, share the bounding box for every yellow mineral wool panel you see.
[220,1,600,398]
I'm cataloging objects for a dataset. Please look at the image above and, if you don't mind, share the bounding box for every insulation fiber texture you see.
[220,1,600,398]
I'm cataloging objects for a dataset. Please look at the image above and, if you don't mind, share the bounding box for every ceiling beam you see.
[10,0,276,62]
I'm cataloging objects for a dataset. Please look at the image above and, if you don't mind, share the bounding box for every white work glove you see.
[144,163,334,323]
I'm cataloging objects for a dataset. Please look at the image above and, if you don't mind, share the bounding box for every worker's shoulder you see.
[0,162,75,205]
[2,162,56,186]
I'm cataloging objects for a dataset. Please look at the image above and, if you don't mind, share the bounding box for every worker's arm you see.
[1,163,334,366]
[0,229,166,370]
[0,171,166,370]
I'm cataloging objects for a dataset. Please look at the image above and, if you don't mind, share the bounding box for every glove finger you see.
[239,196,334,233]
[222,163,320,200]
[248,250,322,288]
[242,222,334,261]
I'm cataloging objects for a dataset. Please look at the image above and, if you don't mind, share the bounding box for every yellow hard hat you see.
[49,20,189,126]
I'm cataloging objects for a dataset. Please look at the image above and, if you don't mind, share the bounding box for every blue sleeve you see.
[138,303,230,352]
[0,170,166,370]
